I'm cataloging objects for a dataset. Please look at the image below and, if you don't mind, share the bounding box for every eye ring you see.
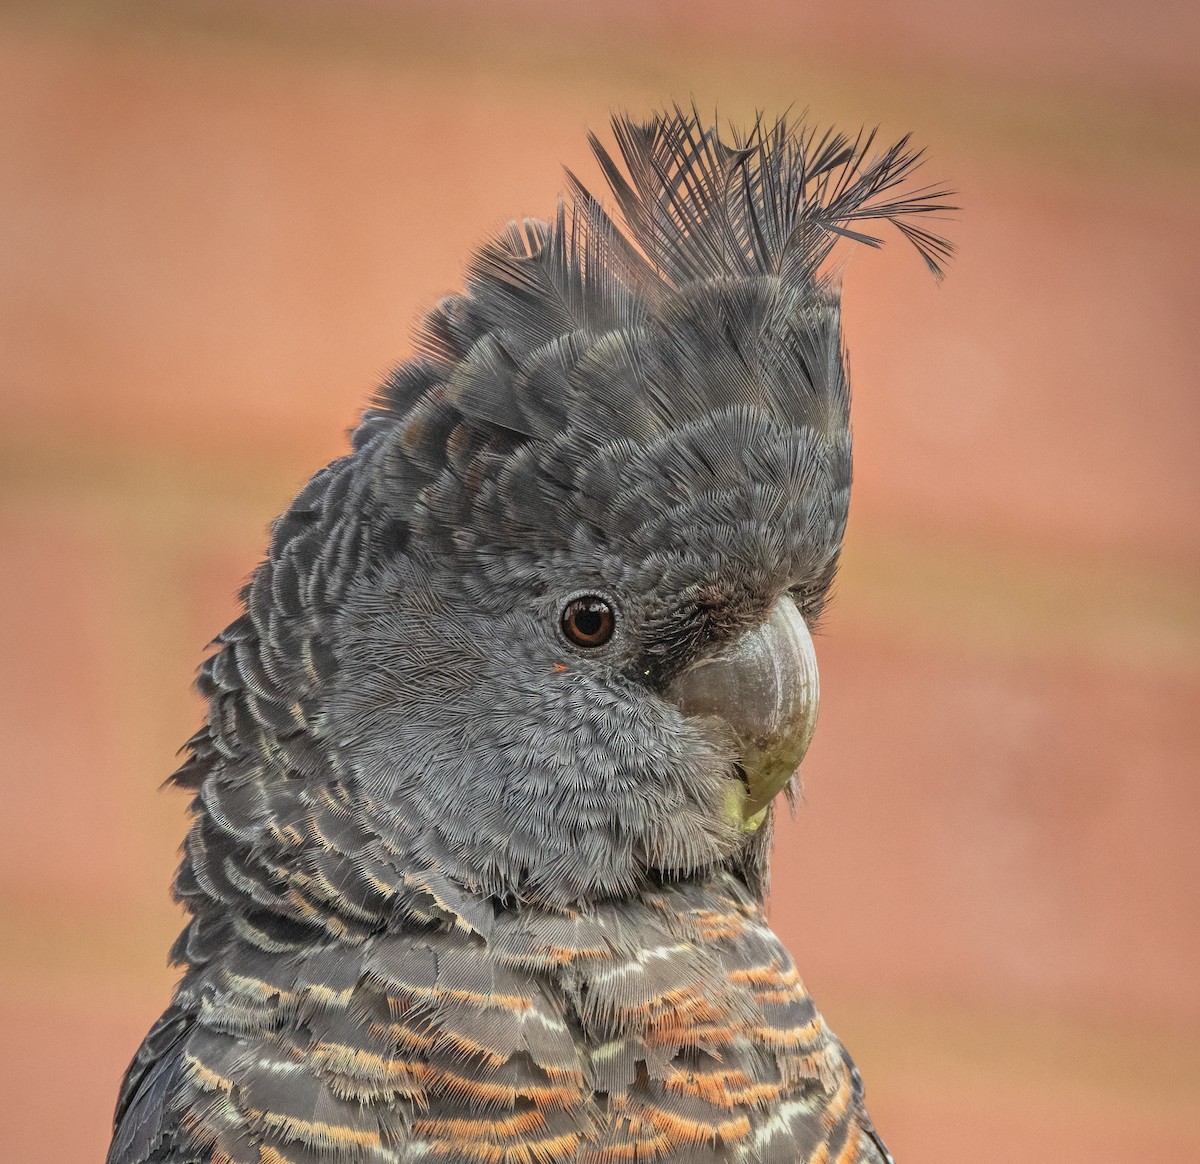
[560,594,616,648]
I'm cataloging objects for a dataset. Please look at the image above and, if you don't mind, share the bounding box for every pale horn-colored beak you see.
[667,599,820,831]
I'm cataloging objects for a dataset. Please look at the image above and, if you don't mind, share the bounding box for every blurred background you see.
[1,1,1198,1160]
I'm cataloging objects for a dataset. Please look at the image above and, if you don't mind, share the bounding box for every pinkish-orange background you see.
[2,2,1198,1161]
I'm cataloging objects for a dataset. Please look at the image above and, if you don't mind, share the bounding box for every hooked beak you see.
[667,600,819,831]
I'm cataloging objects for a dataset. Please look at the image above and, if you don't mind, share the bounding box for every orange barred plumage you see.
[116,872,889,1163]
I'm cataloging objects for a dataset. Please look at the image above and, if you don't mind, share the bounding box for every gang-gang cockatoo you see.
[109,107,951,1164]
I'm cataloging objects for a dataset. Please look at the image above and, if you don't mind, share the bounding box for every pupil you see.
[575,607,602,637]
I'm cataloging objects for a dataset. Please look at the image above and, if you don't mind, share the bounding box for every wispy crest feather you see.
[446,104,953,370]
[411,104,953,437]
[573,104,955,292]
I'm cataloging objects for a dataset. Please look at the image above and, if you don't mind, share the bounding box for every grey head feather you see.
[170,107,951,946]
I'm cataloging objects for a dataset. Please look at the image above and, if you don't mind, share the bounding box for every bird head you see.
[178,108,950,930]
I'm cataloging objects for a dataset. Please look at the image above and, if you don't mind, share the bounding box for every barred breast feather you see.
[112,874,889,1164]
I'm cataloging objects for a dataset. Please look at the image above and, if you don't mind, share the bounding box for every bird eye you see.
[561,595,616,648]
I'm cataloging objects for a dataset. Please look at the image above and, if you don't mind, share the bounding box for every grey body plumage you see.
[110,107,949,1164]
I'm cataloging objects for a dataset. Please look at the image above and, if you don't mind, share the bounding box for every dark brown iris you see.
[561,596,615,648]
